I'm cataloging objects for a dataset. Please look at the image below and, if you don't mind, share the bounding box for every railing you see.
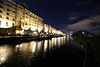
[0,35,23,38]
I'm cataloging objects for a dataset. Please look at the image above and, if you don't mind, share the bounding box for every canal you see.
[0,36,85,67]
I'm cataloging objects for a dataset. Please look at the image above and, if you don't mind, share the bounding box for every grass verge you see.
[73,36,100,67]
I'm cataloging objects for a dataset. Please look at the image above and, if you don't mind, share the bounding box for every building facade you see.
[0,0,63,36]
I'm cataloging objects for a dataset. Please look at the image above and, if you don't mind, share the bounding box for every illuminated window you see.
[6,13,9,15]
[0,10,2,13]
[6,17,9,19]
[0,15,2,18]
[6,22,8,26]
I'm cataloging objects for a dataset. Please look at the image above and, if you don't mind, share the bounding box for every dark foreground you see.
[0,36,85,67]
[74,36,100,67]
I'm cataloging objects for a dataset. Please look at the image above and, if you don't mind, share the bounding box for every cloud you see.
[76,0,94,6]
[61,15,100,33]
[68,16,78,21]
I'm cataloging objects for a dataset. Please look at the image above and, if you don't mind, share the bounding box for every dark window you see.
[0,5,3,8]
[6,13,9,15]
[19,7,22,9]
[12,23,14,27]
[0,10,2,13]
[6,22,8,26]
[19,21,21,28]
[0,15,2,18]
[23,23,24,27]
[13,11,15,13]
[13,19,15,21]
[7,8,10,11]
[7,4,11,7]
[19,17,22,19]
[25,23,27,25]
[26,13,28,15]
[0,21,1,26]
[6,17,9,19]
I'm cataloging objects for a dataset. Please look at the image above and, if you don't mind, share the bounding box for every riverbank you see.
[0,35,65,44]
[73,36,100,67]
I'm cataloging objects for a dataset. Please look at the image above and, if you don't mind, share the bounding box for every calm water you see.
[0,36,85,67]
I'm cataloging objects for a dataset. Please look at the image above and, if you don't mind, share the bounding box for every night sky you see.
[12,0,100,33]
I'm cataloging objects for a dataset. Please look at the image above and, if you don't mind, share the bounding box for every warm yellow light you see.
[20,44,23,48]
[45,29,48,32]
[32,42,36,53]
[16,30,20,34]
[34,32,37,34]
[58,37,61,46]
[44,40,48,52]
[0,45,12,64]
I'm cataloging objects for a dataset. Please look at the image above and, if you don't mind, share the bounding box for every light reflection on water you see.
[0,45,12,65]
[0,36,66,67]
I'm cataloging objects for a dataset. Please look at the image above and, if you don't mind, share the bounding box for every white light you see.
[24,26,28,30]
[1,57,5,61]
[31,26,36,31]
[0,20,12,28]
[38,28,42,32]
[32,42,36,53]
[16,30,20,34]
[16,45,19,48]
[20,44,23,48]
[25,19,27,21]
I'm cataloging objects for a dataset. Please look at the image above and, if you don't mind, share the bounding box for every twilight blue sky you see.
[12,0,100,33]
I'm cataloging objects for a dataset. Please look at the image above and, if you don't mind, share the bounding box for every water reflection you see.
[0,36,66,67]
[44,40,48,52]
[67,35,70,43]
[0,45,12,65]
